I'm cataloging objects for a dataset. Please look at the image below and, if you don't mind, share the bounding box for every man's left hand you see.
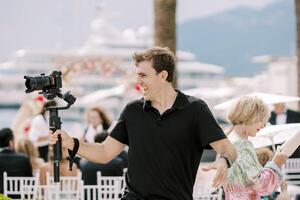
[202,157,228,188]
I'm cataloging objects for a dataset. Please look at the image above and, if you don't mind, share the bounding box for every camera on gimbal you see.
[24,71,75,105]
[24,70,76,182]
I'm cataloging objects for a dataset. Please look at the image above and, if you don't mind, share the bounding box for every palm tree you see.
[154,0,177,88]
[296,0,300,108]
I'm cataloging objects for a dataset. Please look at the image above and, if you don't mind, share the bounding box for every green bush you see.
[0,193,10,200]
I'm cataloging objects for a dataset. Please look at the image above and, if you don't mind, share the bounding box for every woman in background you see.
[28,100,56,161]
[39,146,79,185]
[15,137,44,176]
[82,107,111,143]
[11,96,44,136]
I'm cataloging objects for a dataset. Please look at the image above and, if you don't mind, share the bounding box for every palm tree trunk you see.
[296,0,300,108]
[154,0,177,88]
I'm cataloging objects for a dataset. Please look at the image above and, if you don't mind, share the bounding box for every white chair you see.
[82,185,100,200]
[283,158,300,185]
[21,184,59,200]
[282,158,300,199]
[46,172,83,200]
[3,171,38,200]
[123,168,128,176]
[96,171,126,200]
[193,184,222,200]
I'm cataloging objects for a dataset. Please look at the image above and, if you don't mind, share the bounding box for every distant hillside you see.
[178,0,295,76]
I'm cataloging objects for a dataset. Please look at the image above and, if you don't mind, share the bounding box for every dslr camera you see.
[24,71,62,99]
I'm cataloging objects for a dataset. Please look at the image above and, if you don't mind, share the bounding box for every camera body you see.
[24,71,62,99]
[24,71,62,93]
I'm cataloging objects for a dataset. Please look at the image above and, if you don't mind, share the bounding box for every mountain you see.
[178,0,295,76]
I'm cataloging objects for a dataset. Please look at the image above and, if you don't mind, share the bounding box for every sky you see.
[0,0,278,61]
[104,0,278,28]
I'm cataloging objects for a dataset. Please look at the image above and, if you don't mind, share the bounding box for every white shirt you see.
[84,124,103,143]
[276,113,287,125]
[28,114,49,147]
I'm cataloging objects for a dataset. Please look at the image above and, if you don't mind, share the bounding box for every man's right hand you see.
[49,130,74,149]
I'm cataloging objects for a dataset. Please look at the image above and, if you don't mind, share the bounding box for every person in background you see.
[39,145,79,185]
[80,132,125,185]
[15,137,44,176]
[224,96,290,200]
[0,128,32,195]
[28,100,56,161]
[269,103,300,125]
[269,102,300,158]
[82,107,111,143]
[11,96,44,136]
[256,147,274,167]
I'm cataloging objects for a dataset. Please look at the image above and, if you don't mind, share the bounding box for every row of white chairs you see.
[282,158,300,200]
[3,171,125,200]
[3,170,223,200]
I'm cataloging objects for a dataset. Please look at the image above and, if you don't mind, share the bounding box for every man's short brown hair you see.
[132,46,176,82]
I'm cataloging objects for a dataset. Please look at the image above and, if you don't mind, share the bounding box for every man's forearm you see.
[222,143,237,163]
[66,136,125,164]
[77,142,110,164]
[211,138,237,163]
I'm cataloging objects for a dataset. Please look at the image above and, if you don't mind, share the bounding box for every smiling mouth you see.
[142,87,148,92]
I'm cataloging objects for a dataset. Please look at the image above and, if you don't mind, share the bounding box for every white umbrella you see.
[228,132,273,149]
[214,93,300,110]
[248,137,273,149]
[249,123,300,151]
[184,87,234,99]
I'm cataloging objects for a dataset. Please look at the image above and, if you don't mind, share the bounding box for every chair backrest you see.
[21,184,59,200]
[46,172,83,200]
[96,171,125,200]
[193,184,223,200]
[283,158,300,185]
[83,185,100,200]
[3,171,38,200]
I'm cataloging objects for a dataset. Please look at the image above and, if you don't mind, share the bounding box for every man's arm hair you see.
[76,136,126,164]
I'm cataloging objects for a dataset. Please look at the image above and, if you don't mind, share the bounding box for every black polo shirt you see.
[110,91,226,200]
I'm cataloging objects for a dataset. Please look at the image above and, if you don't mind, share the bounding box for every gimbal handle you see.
[45,91,76,182]
[48,108,62,182]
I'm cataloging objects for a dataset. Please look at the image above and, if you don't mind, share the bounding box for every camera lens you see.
[24,75,52,93]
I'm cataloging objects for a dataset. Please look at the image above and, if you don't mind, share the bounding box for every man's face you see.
[274,103,285,114]
[9,139,15,150]
[88,110,103,128]
[136,61,163,101]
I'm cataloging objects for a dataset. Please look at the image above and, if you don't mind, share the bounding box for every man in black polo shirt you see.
[50,46,237,200]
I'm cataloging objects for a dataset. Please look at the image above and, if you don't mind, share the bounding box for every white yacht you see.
[0,9,228,120]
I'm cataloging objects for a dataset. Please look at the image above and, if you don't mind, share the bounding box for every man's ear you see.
[9,140,14,150]
[159,70,169,81]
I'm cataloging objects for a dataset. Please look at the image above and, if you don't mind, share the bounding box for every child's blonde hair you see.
[227,96,270,126]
